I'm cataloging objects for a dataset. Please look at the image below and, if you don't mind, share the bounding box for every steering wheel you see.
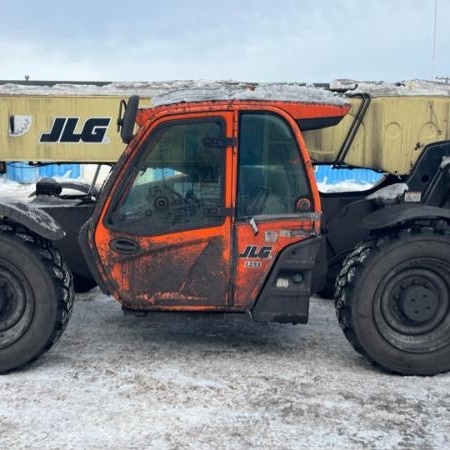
[147,184,185,223]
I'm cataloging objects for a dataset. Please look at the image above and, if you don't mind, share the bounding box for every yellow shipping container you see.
[3,81,450,176]
[303,95,450,175]
[1,94,151,163]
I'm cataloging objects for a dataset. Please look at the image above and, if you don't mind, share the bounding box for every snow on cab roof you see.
[332,79,450,97]
[150,83,348,106]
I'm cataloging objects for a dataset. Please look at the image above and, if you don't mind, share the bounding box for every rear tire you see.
[335,226,450,375]
[0,224,74,373]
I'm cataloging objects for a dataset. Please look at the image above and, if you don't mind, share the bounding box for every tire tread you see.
[335,223,450,374]
[0,221,74,372]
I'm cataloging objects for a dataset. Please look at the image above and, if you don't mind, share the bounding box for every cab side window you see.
[109,119,225,235]
[237,113,311,218]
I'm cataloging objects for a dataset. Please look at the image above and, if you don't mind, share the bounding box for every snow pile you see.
[0,80,217,97]
[331,79,450,97]
[317,180,376,192]
[366,183,409,201]
[2,78,450,100]
[0,177,35,198]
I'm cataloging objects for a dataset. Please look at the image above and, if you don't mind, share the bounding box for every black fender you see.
[251,236,322,324]
[361,204,450,231]
[0,201,65,240]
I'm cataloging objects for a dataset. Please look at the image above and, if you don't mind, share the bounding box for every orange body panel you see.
[103,223,232,310]
[233,219,319,309]
[90,99,348,312]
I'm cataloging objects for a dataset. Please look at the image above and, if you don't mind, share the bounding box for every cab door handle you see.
[109,238,140,255]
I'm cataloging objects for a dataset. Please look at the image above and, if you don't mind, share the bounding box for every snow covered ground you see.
[0,179,449,449]
[1,293,449,449]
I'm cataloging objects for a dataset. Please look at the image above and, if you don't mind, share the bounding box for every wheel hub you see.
[0,264,35,352]
[376,260,450,354]
[399,285,439,323]
[0,278,26,333]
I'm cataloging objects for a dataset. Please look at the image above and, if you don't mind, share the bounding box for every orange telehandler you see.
[1,84,449,375]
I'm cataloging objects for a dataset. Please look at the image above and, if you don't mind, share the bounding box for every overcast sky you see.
[0,0,448,83]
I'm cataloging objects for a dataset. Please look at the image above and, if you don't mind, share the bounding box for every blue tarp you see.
[7,163,81,183]
[6,163,383,186]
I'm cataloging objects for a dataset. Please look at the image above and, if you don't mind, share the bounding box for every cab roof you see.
[136,86,350,132]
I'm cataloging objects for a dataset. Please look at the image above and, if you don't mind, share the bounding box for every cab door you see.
[233,111,321,311]
[94,112,234,311]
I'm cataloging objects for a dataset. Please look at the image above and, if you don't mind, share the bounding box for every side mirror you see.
[117,95,140,144]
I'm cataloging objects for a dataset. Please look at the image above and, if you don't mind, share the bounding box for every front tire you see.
[335,226,450,375]
[0,224,74,373]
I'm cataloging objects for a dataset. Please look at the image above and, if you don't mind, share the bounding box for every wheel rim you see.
[374,257,450,353]
[0,259,34,350]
